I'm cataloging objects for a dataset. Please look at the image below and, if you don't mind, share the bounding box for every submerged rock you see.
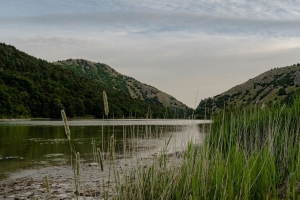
[88,162,98,166]
[42,153,65,158]
[0,156,24,161]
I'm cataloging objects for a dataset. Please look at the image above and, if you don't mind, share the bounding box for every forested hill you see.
[0,43,178,119]
[195,63,300,119]
[53,59,191,116]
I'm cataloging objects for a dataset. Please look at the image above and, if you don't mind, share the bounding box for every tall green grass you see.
[58,94,300,199]
[116,97,300,199]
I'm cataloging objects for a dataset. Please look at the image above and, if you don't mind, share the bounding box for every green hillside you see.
[0,43,177,119]
[53,59,191,117]
[196,63,300,118]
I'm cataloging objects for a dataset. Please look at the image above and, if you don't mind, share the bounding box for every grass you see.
[57,95,300,199]
[114,97,300,200]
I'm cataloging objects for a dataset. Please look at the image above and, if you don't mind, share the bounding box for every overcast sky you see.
[1,0,300,108]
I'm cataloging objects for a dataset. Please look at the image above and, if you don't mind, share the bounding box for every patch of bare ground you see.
[0,151,183,199]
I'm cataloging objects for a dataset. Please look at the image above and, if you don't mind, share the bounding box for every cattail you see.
[44,175,50,199]
[103,91,109,117]
[61,110,71,141]
[97,148,104,171]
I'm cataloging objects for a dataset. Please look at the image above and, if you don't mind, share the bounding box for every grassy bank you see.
[115,98,300,199]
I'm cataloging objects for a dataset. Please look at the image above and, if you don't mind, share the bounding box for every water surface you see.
[0,119,209,180]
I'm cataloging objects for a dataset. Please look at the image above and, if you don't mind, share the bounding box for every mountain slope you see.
[0,43,174,119]
[195,63,300,118]
[53,59,191,116]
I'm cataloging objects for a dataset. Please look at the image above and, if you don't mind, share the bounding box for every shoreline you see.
[0,119,211,126]
[0,117,211,122]
[0,121,204,199]
[0,151,183,199]
[0,118,51,122]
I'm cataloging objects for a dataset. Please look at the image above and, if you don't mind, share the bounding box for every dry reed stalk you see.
[110,134,115,161]
[106,134,115,199]
[103,91,109,117]
[44,175,50,199]
[92,138,97,163]
[61,110,71,141]
[61,110,80,199]
[75,152,80,195]
[97,148,104,171]
[101,122,104,159]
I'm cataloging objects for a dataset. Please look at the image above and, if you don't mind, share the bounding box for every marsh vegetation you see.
[42,97,300,199]
[2,97,300,199]
[114,97,300,199]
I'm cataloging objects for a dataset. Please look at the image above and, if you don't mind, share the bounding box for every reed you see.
[44,175,50,199]
[61,110,80,199]
[75,152,81,195]
[103,91,109,117]
[57,93,300,199]
[97,148,104,172]
[59,108,184,199]
[115,96,300,199]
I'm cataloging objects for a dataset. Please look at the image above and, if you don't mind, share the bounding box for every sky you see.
[1,0,300,108]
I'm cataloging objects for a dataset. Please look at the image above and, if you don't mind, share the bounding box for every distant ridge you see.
[196,63,300,118]
[0,43,183,119]
[53,59,191,116]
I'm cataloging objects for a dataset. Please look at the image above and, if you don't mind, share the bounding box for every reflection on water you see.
[0,119,209,180]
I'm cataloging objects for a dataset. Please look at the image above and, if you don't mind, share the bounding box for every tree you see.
[50,98,64,118]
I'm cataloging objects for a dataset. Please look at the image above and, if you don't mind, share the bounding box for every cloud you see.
[1,11,300,37]
[2,0,300,20]
[1,0,300,107]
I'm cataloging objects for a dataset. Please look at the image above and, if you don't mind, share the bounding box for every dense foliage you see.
[56,59,130,95]
[0,43,171,118]
[54,59,192,118]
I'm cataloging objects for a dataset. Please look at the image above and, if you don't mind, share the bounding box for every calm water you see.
[0,119,209,180]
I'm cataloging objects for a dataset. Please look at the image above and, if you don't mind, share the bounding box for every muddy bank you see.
[0,151,183,200]
[0,158,134,199]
